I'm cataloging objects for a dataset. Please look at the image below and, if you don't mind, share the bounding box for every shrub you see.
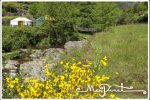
[2,16,17,26]
[3,57,119,99]
[3,50,20,61]
[2,26,37,52]
[2,25,80,52]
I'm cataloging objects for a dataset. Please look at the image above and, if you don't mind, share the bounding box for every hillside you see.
[2,2,148,99]
[51,24,148,98]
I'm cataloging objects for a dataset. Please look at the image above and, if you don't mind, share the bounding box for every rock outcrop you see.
[3,40,87,79]
[64,40,87,51]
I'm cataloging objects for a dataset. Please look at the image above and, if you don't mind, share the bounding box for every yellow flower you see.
[82,64,90,67]
[95,75,100,80]
[115,72,119,75]
[64,62,69,68]
[6,77,10,82]
[9,84,14,88]
[60,61,63,64]
[109,93,118,98]
[103,56,107,61]
[45,64,49,68]
[16,86,21,92]
[100,60,107,67]
[5,58,113,98]
[110,94,115,98]
[14,77,19,83]
[54,77,59,83]
[70,65,77,70]
[60,76,65,80]
[77,61,82,65]
[30,79,38,83]
[101,75,109,81]
[72,58,75,61]
[43,91,47,97]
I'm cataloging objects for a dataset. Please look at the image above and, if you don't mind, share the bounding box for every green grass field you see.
[92,24,148,98]
[59,24,148,98]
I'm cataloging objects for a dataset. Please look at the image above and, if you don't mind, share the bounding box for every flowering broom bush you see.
[4,56,118,99]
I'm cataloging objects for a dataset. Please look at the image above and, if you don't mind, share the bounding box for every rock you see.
[20,60,45,80]
[3,60,19,78]
[9,73,17,78]
[43,48,64,60]
[64,40,87,51]
[4,45,87,80]
[43,48,64,57]
[19,49,28,53]
[20,48,64,80]
[3,40,88,79]
[3,60,19,70]
[9,70,18,73]
[20,60,58,80]
[30,50,44,59]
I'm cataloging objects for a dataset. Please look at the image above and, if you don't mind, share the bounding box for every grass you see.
[57,24,148,98]
[91,24,148,98]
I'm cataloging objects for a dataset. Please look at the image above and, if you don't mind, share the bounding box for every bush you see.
[2,9,6,16]
[2,26,37,52]
[2,25,80,52]
[3,57,119,99]
[117,2,148,24]
[2,16,17,26]
[3,50,20,61]
[37,37,51,47]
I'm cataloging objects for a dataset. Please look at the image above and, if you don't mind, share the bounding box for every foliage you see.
[2,2,30,16]
[76,2,122,31]
[2,2,18,13]
[2,51,20,61]
[117,2,148,24]
[28,2,123,45]
[2,9,6,16]
[29,2,122,31]
[2,16,17,26]
[2,25,80,52]
[2,2,148,52]
[3,26,37,52]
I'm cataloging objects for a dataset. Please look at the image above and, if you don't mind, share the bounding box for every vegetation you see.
[3,57,118,98]
[2,16,17,25]
[58,24,148,98]
[3,24,148,98]
[2,1,148,99]
[3,51,20,61]
[2,2,148,52]
[2,2,30,16]
[118,2,148,24]
[3,26,37,52]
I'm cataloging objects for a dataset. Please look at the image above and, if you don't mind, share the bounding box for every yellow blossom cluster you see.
[100,56,107,67]
[5,57,118,99]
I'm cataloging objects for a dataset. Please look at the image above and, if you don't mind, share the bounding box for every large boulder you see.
[3,60,19,78]
[64,40,87,51]
[20,60,45,80]
[30,48,64,60]
[3,41,87,79]
[19,48,64,80]
[30,49,44,59]
[3,60,19,70]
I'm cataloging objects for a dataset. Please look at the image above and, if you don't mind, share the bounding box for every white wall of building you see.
[10,17,32,26]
